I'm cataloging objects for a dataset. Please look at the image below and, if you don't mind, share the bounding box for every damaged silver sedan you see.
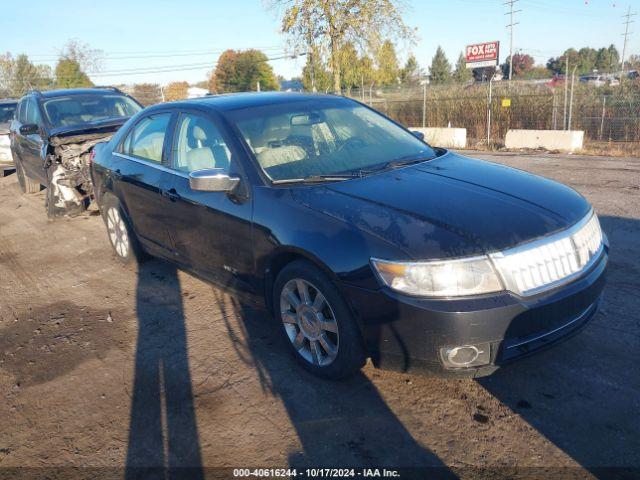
[10,88,142,217]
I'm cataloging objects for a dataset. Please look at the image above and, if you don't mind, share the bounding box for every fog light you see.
[440,343,491,369]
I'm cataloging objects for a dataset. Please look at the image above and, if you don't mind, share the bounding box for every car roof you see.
[164,91,350,112]
[0,98,18,105]
[36,88,127,99]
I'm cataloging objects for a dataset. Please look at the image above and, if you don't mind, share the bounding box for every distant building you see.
[187,86,209,99]
[279,79,304,92]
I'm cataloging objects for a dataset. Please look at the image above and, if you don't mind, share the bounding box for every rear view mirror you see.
[189,168,240,193]
[19,123,39,136]
[291,112,324,126]
[411,130,425,141]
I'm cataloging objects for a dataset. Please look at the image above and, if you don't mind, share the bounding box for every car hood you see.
[291,151,591,260]
[48,118,129,139]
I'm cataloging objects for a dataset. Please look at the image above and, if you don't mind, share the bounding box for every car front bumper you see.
[342,249,608,377]
[0,134,13,168]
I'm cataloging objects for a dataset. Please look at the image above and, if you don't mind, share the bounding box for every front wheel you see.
[273,260,366,379]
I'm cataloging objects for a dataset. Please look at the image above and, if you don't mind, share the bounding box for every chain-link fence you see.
[344,81,640,154]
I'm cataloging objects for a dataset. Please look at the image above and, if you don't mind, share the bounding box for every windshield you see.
[228,99,436,182]
[42,94,142,129]
[0,103,16,123]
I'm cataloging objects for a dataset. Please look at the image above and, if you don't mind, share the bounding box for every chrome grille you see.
[490,213,603,296]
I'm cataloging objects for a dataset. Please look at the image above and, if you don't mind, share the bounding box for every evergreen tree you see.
[452,52,472,83]
[399,55,421,85]
[429,46,451,84]
[55,58,93,88]
[375,40,399,87]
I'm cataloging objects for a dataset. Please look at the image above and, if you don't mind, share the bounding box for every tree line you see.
[0,40,97,97]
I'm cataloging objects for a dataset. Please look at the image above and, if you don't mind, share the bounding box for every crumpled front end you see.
[46,132,113,218]
[0,131,12,167]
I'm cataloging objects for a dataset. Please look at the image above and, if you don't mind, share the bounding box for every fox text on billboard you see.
[465,41,500,69]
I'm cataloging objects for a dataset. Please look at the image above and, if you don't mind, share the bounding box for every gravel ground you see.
[0,151,638,480]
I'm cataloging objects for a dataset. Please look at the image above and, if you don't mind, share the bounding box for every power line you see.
[620,5,636,81]
[505,0,522,86]
[24,46,286,62]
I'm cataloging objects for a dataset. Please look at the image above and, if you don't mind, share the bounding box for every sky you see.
[3,0,640,86]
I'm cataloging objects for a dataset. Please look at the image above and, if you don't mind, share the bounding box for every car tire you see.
[101,193,147,264]
[15,157,41,194]
[273,260,366,379]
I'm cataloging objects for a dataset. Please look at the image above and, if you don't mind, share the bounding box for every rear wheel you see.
[101,194,146,264]
[15,157,41,194]
[273,260,366,379]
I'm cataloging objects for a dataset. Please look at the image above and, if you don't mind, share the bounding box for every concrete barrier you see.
[411,127,467,149]
[505,129,584,153]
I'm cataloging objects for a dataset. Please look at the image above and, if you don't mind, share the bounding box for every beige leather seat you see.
[184,125,215,171]
[255,116,306,168]
[133,132,165,162]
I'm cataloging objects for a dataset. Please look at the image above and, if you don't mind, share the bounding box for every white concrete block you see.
[411,127,467,149]
[504,129,584,153]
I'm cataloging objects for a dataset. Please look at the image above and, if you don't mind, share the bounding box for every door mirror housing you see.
[189,168,240,193]
[411,130,425,141]
[19,123,39,136]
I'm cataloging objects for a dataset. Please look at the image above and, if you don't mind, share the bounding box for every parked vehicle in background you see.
[0,99,18,176]
[91,92,608,379]
[10,88,142,217]
[580,75,606,87]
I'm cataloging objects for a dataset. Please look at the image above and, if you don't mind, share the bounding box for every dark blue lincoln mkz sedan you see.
[90,92,607,379]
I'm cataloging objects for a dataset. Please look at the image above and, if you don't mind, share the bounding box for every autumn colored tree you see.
[503,53,534,77]
[375,40,399,87]
[274,0,413,93]
[55,40,101,88]
[214,49,279,93]
[132,83,162,106]
[1,54,53,96]
[55,59,92,88]
[164,81,189,101]
[339,42,360,93]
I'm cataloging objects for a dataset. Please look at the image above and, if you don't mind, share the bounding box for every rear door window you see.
[126,113,171,163]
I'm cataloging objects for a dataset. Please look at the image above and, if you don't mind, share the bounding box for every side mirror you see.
[411,130,425,141]
[189,168,240,192]
[19,123,39,136]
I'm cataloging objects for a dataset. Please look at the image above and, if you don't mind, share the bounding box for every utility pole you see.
[620,5,636,83]
[505,0,521,88]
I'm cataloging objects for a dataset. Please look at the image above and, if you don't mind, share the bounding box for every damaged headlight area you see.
[46,132,113,218]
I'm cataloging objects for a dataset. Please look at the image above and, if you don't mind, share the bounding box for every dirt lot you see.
[0,151,638,479]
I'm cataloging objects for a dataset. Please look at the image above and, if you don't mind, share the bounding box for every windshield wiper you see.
[272,173,359,185]
[357,155,431,176]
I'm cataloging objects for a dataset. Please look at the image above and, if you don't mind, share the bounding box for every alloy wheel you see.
[280,278,339,366]
[106,207,130,258]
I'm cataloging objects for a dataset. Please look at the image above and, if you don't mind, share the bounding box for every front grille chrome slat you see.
[490,212,603,297]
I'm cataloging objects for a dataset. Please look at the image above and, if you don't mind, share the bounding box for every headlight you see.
[371,256,503,297]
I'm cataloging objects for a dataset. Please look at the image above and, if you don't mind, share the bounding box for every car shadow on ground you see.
[125,261,204,480]
[211,287,457,479]
[478,215,640,479]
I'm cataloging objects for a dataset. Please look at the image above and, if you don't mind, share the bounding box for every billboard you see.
[465,41,500,69]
